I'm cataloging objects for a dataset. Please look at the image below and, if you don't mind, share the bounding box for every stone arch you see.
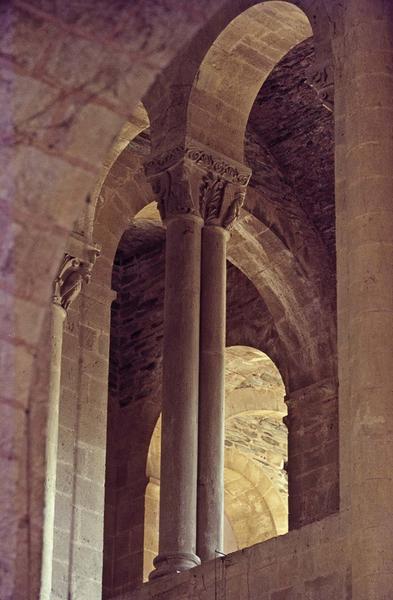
[97,134,336,394]
[224,346,288,544]
[186,2,312,162]
[143,344,288,575]
[225,345,286,419]
[227,211,336,391]
[2,4,335,599]
[144,0,332,159]
[91,130,152,286]
[95,101,336,590]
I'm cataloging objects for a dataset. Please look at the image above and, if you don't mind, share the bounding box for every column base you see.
[149,552,201,580]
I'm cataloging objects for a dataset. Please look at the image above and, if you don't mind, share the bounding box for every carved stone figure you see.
[53,249,99,310]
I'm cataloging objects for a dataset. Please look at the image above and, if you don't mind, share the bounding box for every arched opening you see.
[186,1,313,162]
[103,202,163,598]
[101,0,337,592]
[8,1,393,599]
[142,346,287,579]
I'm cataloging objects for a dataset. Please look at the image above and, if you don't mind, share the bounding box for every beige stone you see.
[1,1,392,599]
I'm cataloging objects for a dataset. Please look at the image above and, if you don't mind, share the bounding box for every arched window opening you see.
[143,346,287,580]
[102,0,337,592]
[103,203,164,599]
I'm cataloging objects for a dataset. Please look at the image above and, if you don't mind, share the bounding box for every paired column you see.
[146,143,250,576]
[151,210,203,578]
[196,171,246,561]
[41,250,98,599]
[335,1,393,597]
[197,225,228,561]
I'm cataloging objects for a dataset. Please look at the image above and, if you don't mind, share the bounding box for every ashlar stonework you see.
[1,1,393,600]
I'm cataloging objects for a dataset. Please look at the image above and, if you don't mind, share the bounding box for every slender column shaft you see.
[197,226,228,562]
[335,1,393,596]
[41,302,66,600]
[151,214,202,579]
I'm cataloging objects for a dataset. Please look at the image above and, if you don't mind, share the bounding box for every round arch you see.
[186,1,312,162]
[144,0,332,159]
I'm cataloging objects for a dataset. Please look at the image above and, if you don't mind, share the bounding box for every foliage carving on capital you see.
[198,171,246,229]
[222,189,246,230]
[199,172,227,225]
[146,142,251,225]
[53,248,99,310]
[150,162,198,222]
[187,146,250,186]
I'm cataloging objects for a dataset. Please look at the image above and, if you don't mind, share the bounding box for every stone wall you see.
[225,414,288,499]
[285,380,339,529]
[114,513,350,600]
[103,234,165,599]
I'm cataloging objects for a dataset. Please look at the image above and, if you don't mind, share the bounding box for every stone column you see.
[40,251,98,599]
[334,1,393,596]
[145,143,250,575]
[195,158,250,562]
[146,153,203,579]
[197,226,227,561]
[40,301,66,600]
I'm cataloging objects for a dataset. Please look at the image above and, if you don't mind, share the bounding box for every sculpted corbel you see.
[53,246,100,310]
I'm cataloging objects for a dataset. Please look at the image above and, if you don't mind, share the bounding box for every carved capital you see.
[145,141,251,228]
[149,160,199,222]
[198,170,246,229]
[306,60,334,112]
[52,246,100,311]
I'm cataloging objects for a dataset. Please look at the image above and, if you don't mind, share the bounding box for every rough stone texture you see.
[114,514,350,600]
[225,414,288,497]
[4,1,393,599]
[248,38,335,259]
